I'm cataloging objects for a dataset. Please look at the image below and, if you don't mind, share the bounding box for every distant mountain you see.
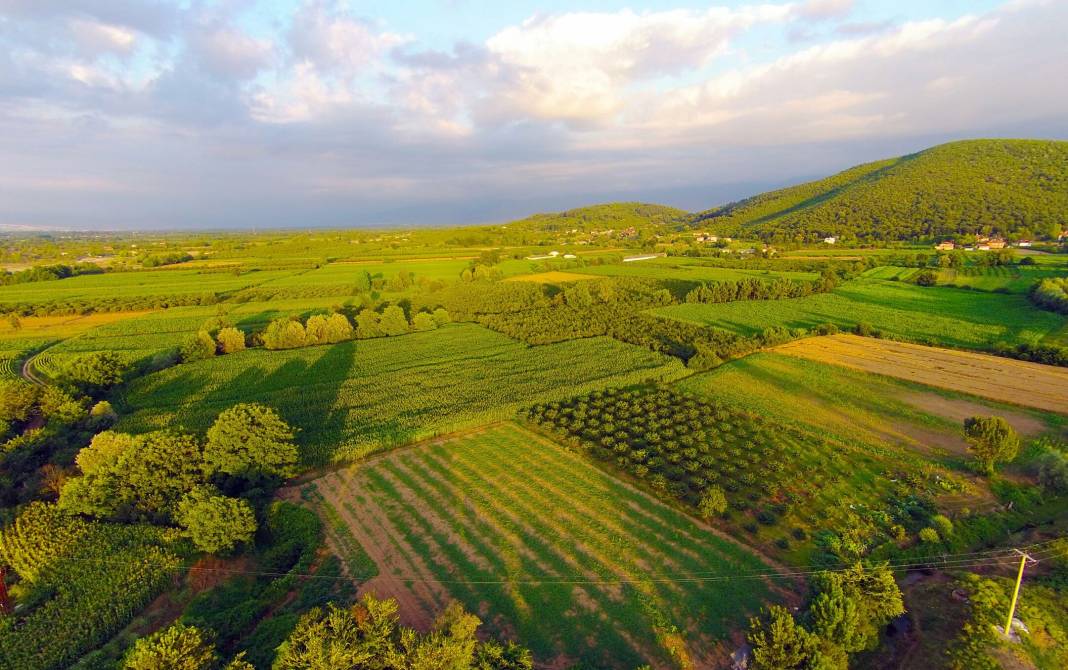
[510,202,687,233]
[690,139,1068,243]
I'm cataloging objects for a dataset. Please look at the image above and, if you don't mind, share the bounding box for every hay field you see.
[774,334,1068,414]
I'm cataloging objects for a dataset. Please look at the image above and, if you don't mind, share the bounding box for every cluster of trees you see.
[526,387,799,534]
[747,563,904,669]
[693,140,1068,243]
[1030,277,1068,314]
[262,312,354,350]
[124,594,533,670]
[0,262,103,286]
[684,276,832,304]
[58,403,298,553]
[3,291,222,317]
[140,251,193,267]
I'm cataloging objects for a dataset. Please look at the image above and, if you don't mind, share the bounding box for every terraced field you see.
[774,334,1068,414]
[303,423,778,669]
[118,324,687,463]
[652,279,1064,349]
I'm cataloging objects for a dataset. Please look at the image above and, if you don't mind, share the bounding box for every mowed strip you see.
[775,334,1068,414]
[306,423,776,670]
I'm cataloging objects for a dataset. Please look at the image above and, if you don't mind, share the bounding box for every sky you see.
[0,0,1066,230]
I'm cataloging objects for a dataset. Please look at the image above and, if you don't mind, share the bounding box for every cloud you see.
[0,0,1066,229]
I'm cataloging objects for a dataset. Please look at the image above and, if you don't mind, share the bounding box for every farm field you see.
[936,265,1067,293]
[117,323,687,463]
[0,267,298,307]
[259,258,474,286]
[574,261,819,282]
[773,334,1068,414]
[677,352,1062,456]
[651,278,1065,349]
[302,422,778,669]
[504,270,598,283]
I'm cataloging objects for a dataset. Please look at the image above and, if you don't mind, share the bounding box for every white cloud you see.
[68,18,138,57]
[482,6,792,123]
[289,0,409,76]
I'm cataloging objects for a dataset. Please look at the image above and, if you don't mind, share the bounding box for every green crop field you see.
[575,261,819,282]
[306,423,776,668]
[936,265,1067,293]
[0,268,299,307]
[118,324,687,463]
[652,279,1065,349]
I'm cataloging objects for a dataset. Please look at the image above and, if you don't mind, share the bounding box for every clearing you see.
[504,271,597,283]
[774,334,1068,414]
[300,423,778,670]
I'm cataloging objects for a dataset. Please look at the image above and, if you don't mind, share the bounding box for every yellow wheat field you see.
[775,334,1068,414]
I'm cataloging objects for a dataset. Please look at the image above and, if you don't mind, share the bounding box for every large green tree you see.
[204,403,299,481]
[748,605,825,670]
[963,416,1020,474]
[176,487,257,554]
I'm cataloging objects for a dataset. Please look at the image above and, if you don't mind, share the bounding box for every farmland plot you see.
[304,423,776,669]
[652,279,1064,349]
[774,334,1068,414]
[118,324,687,463]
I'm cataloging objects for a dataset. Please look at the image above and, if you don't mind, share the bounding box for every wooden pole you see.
[1003,550,1032,636]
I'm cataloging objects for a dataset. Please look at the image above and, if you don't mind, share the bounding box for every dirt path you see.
[775,334,1068,414]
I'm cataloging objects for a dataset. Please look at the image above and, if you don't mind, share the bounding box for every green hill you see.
[511,202,687,232]
[691,139,1068,243]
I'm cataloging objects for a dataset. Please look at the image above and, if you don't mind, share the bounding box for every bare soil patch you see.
[900,392,1049,437]
[775,334,1068,414]
[504,271,597,283]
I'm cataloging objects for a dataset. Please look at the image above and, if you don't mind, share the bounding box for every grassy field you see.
[652,279,1065,349]
[303,423,777,669]
[676,352,1063,456]
[117,324,687,463]
[0,268,297,306]
[936,265,1067,293]
[574,260,819,283]
[774,335,1068,414]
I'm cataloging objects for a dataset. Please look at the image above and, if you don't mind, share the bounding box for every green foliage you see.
[698,485,728,519]
[263,317,307,350]
[215,327,246,354]
[204,402,299,481]
[694,139,1068,242]
[182,330,217,362]
[176,487,257,554]
[0,378,38,425]
[60,351,127,394]
[380,305,409,336]
[123,623,218,670]
[963,415,1021,475]
[59,429,206,522]
[931,514,954,539]
[1030,276,1068,314]
[0,504,181,670]
[412,311,437,331]
[919,527,940,543]
[1034,447,1068,493]
[915,270,938,286]
[747,605,824,670]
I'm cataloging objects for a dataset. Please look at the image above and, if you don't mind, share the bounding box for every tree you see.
[380,306,409,336]
[431,308,451,326]
[176,487,257,554]
[963,416,1020,474]
[324,313,354,343]
[811,563,904,652]
[1035,447,1068,493]
[919,527,940,543]
[915,270,938,286]
[89,399,118,428]
[305,314,330,345]
[123,623,218,670]
[182,331,217,362]
[275,597,399,670]
[697,485,727,519]
[399,600,480,669]
[75,430,139,475]
[472,641,533,670]
[61,351,127,393]
[356,309,384,339]
[931,514,954,539]
[748,605,824,670]
[263,318,306,350]
[215,327,246,354]
[204,403,299,481]
[412,312,437,332]
[0,379,39,426]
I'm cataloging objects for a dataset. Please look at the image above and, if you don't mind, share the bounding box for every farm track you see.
[775,334,1068,414]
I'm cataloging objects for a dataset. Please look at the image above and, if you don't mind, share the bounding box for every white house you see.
[823,236,837,245]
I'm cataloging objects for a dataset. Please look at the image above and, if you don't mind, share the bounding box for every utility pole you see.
[1004,549,1036,636]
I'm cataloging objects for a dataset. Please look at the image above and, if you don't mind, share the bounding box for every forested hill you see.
[510,202,687,232]
[690,139,1068,243]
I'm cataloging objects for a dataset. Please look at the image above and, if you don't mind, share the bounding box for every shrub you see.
[931,514,954,539]
[411,312,437,332]
[379,306,409,336]
[919,527,940,543]
[181,331,217,363]
[915,270,938,286]
[263,318,306,350]
[757,510,778,525]
[215,327,246,354]
[697,485,728,520]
